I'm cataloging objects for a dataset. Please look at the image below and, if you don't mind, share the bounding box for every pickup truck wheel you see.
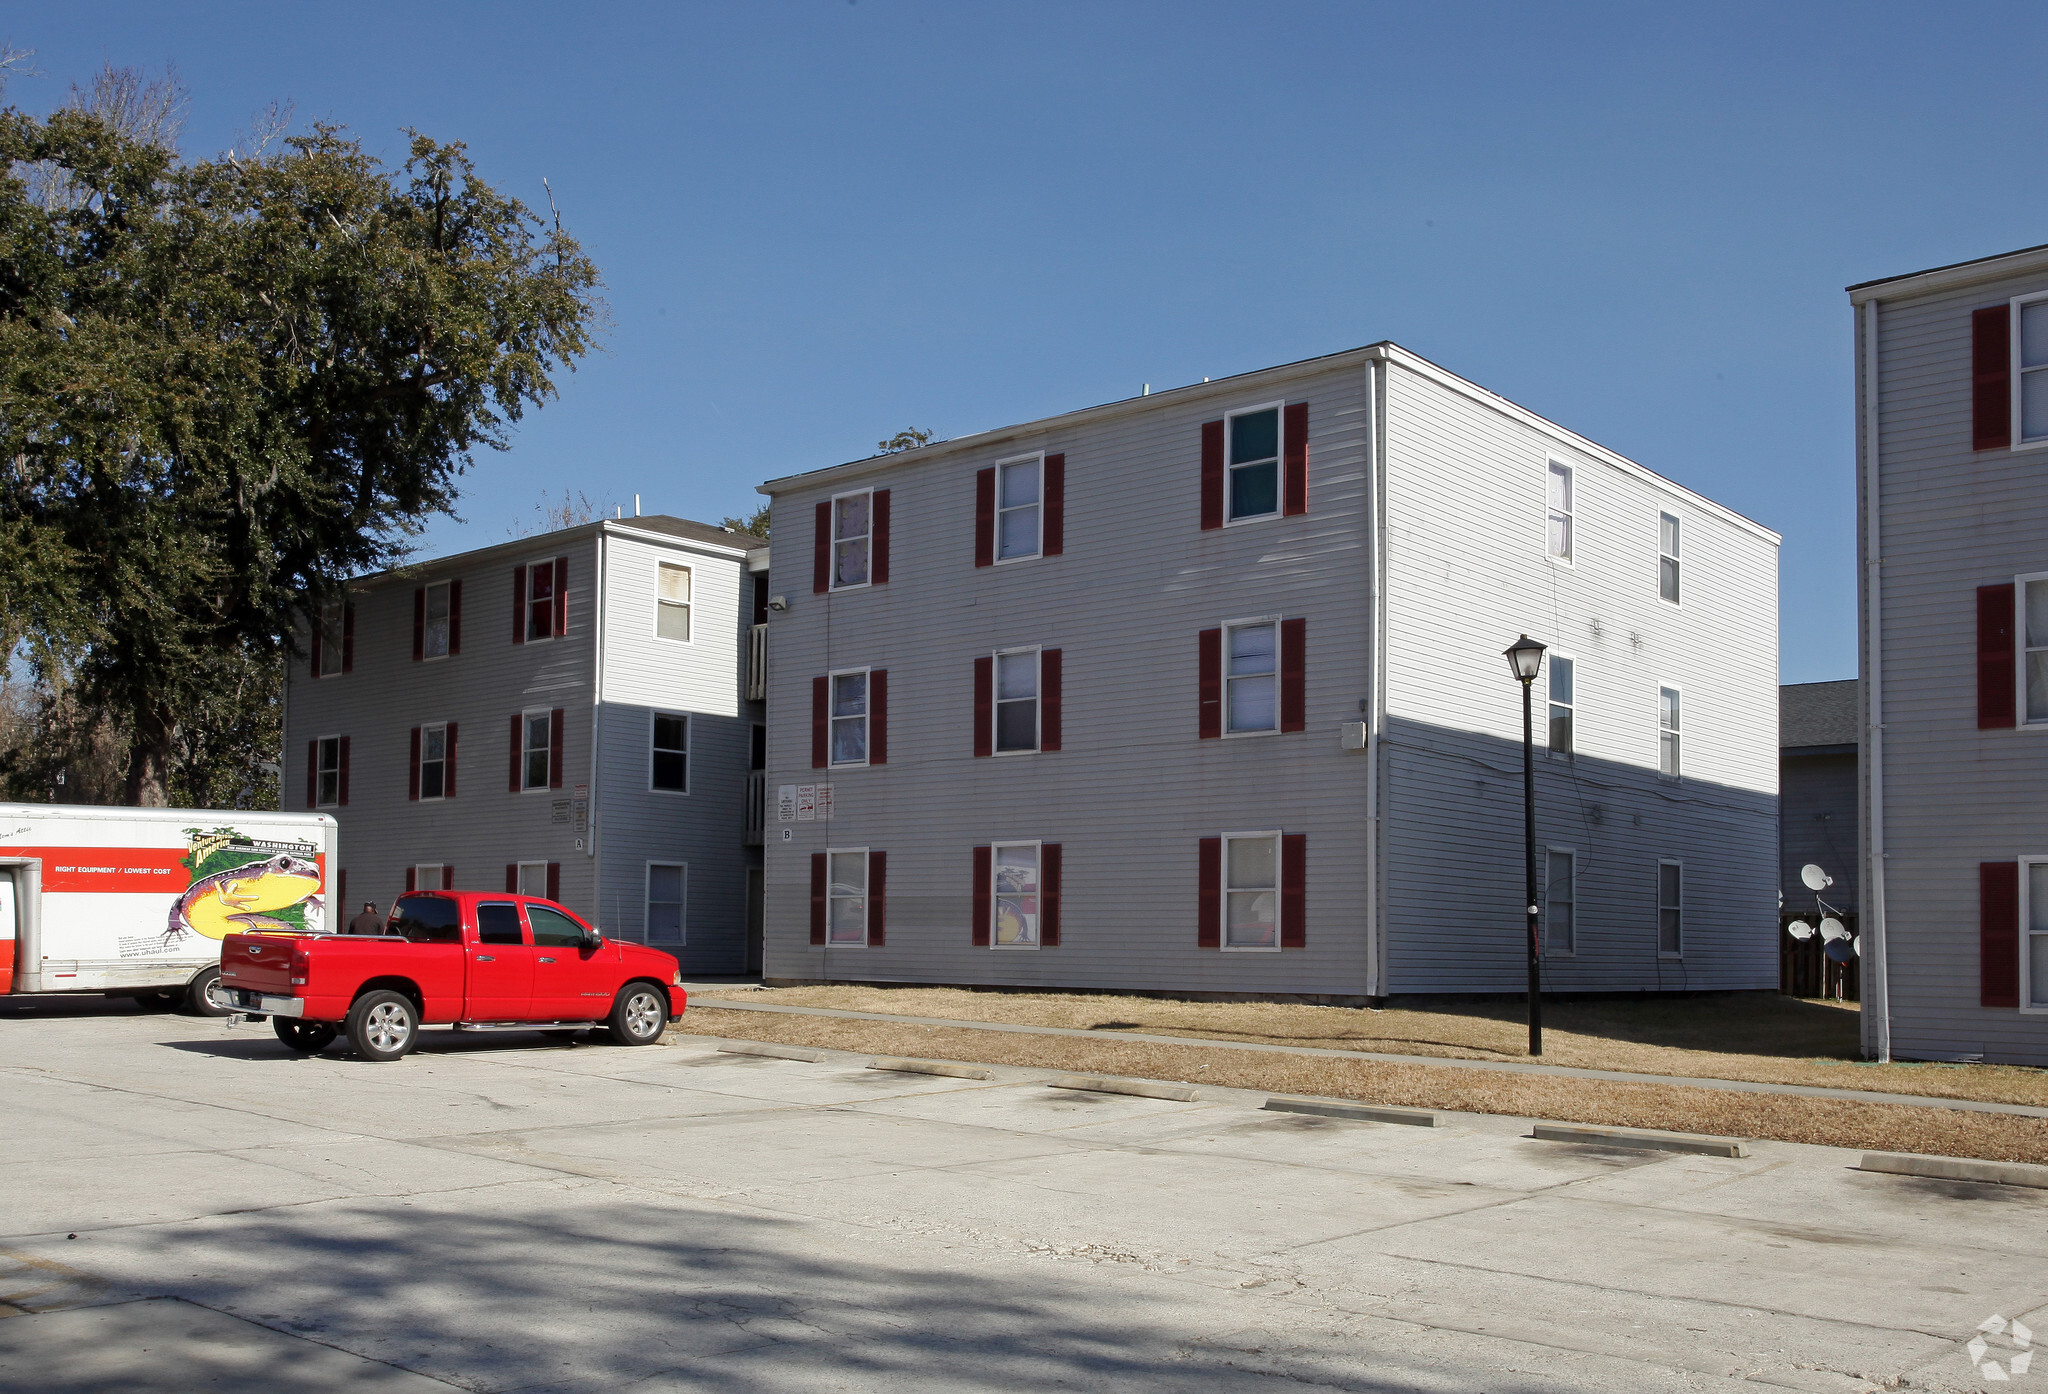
[604,983,668,1047]
[183,965,235,1018]
[274,1019,338,1054]
[346,990,419,1062]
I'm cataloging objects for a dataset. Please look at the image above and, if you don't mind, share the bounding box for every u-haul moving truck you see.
[0,805,338,1010]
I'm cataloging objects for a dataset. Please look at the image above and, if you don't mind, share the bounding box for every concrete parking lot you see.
[0,997,2041,1393]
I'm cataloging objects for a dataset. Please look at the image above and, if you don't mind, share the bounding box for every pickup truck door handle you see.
[537,957,556,964]
[475,955,495,962]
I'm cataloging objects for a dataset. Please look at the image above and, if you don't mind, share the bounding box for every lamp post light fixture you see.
[1503,634,1547,1057]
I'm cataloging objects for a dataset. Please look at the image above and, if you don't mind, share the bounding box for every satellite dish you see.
[1819,917,1847,942]
[1851,934,1862,958]
[1825,936,1855,964]
[1800,864,1832,891]
[1786,919,1814,941]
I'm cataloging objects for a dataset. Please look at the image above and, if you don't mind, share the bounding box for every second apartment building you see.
[755,342,1780,998]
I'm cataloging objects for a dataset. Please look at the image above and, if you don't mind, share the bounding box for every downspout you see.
[589,530,606,923]
[1859,298,1893,1063]
[1366,355,1389,999]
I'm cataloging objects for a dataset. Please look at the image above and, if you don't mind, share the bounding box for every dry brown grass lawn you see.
[694,984,2048,1108]
[676,1005,2048,1165]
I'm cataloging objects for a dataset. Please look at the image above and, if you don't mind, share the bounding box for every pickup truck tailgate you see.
[218,933,308,997]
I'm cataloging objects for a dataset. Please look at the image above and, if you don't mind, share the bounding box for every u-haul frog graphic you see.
[162,834,325,946]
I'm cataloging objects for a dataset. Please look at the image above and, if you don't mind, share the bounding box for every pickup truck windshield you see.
[390,894,462,943]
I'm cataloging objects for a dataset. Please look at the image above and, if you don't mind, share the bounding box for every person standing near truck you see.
[347,903,382,935]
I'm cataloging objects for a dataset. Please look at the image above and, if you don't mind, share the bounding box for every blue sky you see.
[18,3,2048,682]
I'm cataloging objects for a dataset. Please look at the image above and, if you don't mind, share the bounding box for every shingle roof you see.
[1781,679,1859,750]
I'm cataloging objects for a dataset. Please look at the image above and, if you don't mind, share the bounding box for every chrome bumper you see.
[224,988,304,1018]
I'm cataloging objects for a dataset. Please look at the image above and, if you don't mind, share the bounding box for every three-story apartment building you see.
[755,343,1780,998]
[284,515,770,971]
[1852,242,2048,1065]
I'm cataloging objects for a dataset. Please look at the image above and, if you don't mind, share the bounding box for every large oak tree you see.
[0,108,602,803]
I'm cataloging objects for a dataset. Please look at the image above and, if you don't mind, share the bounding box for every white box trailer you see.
[0,805,338,1012]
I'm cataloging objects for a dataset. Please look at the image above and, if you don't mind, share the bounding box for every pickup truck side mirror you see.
[581,927,602,952]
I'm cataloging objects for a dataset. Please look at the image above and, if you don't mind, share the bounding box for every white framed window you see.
[526,560,558,641]
[1225,619,1279,735]
[829,669,869,766]
[2018,574,2048,726]
[1222,831,1281,951]
[1657,860,1683,957]
[1225,403,1283,524]
[996,454,1043,562]
[655,563,692,642]
[1658,513,1681,605]
[990,841,1041,949]
[1545,848,1576,956]
[1548,654,1574,757]
[419,722,448,800]
[647,862,687,944]
[1658,685,1681,779]
[1546,462,1573,562]
[522,709,552,791]
[517,861,548,898]
[414,863,445,893]
[826,847,869,945]
[2015,291,2048,449]
[315,735,342,807]
[318,599,345,676]
[2019,858,2048,1011]
[831,490,872,589]
[423,581,453,659]
[651,713,688,792]
[994,648,1041,754]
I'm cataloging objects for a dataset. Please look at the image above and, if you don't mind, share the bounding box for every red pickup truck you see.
[217,890,684,1061]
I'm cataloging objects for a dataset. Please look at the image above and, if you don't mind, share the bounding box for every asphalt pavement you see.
[0,995,2041,1393]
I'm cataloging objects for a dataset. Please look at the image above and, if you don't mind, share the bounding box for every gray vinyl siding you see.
[1860,260,2048,1064]
[1780,752,1858,915]
[1378,362,1780,994]
[762,361,1377,994]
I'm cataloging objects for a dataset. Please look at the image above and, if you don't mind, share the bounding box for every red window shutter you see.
[305,740,317,809]
[1978,583,2017,729]
[413,589,426,661]
[443,866,456,891]
[869,669,888,765]
[974,656,994,758]
[869,851,886,947]
[813,501,831,594]
[341,603,355,672]
[512,565,528,644]
[1041,649,1062,752]
[1200,420,1225,530]
[1280,617,1307,732]
[553,555,569,636]
[1280,834,1306,948]
[871,489,891,584]
[338,737,351,806]
[505,864,518,893]
[1044,453,1065,556]
[1282,403,1309,516]
[1982,860,2021,1008]
[409,727,422,801]
[549,708,565,788]
[449,579,462,654]
[810,853,827,944]
[1042,843,1061,947]
[812,675,829,768]
[975,468,997,567]
[1198,628,1223,739]
[509,713,523,792]
[1973,305,2012,452]
[405,867,416,893]
[972,845,992,946]
[545,863,559,903]
[445,722,458,798]
[1197,837,1222,948]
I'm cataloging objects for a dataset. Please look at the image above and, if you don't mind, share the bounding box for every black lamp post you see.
[1504,634,1547,1057]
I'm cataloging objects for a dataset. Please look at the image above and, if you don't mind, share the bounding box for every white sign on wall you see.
[778,784,833,822]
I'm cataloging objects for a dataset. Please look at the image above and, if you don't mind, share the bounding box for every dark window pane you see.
[1230,409,1278,465]
[652,750,687,790]
[995,699,1038,752]
[1230,461,1278,519]
[654,716,686,751]
[1548,706,1572,755]
[1660,557,1680,603]
[750,726,767,770]
[476,902,524,945]
[526,750,549,789]
[394,894,463,943]
[527,904,587,948]
[420,763,445,799]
